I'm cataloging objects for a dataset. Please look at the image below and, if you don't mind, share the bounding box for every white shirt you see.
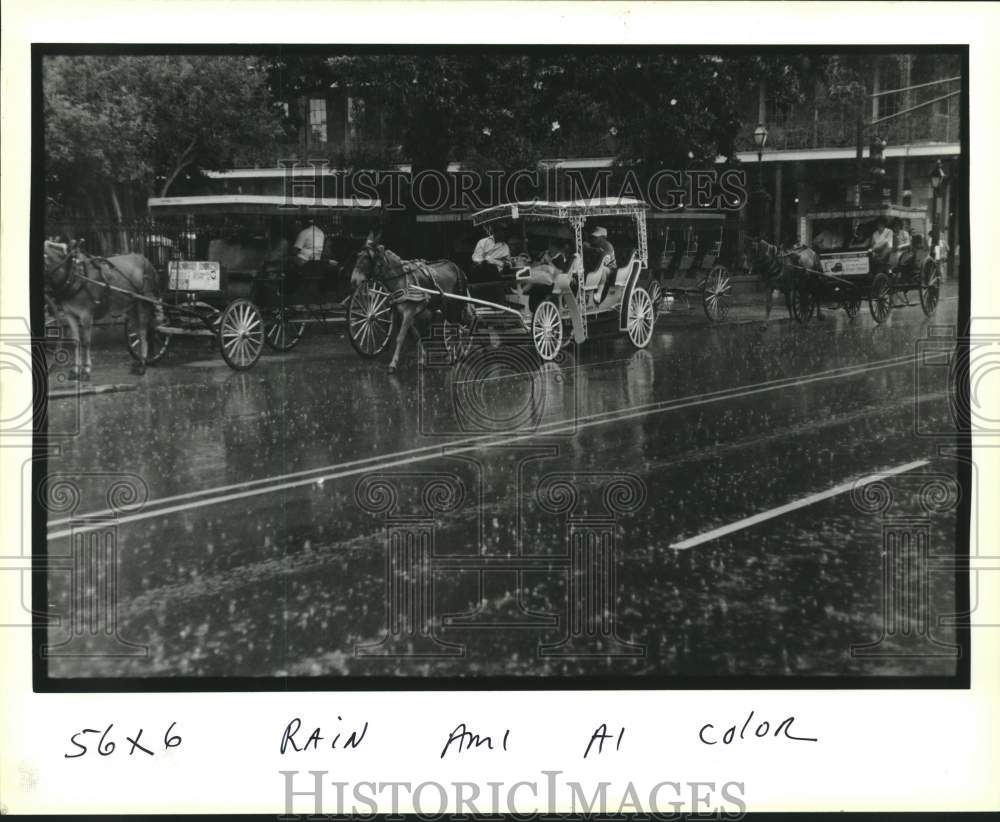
[871,227,893,256]
[472,236,510,266]
[294,225,325,263]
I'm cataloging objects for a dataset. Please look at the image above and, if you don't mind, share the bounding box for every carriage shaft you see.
[406,284,526,320]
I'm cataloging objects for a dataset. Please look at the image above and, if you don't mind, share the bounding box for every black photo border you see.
[30,42,972,694]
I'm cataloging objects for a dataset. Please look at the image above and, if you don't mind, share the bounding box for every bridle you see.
[43,242,130,306]
[356,244,410,297]
[43,244,81,300]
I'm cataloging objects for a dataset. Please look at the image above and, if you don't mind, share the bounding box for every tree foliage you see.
[44,55,284,215]
[272,52,812,177]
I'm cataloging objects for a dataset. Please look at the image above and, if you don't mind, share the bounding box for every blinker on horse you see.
[43,240,161,380]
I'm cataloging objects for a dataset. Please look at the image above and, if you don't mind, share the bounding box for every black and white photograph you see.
[4,1,1000,817]
[31,44,971,687]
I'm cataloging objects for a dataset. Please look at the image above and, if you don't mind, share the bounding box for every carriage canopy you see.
[471,197,648,226]
[804,203,930,245]
[147,194,381,217]
[472,197,649,268]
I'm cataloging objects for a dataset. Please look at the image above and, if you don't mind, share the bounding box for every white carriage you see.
[465,197,658,359]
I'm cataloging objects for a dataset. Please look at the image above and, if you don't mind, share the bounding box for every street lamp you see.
[929,160,946,255]
[752,123,769,187]
[751,123,770,237]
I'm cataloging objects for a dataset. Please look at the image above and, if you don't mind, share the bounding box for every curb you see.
[48,383,138,400]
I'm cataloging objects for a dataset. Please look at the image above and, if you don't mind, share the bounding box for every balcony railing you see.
[734,109,960,153]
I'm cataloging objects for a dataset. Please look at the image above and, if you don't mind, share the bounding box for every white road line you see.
[49,353,918,527]
[669,459,930,550]
[47,353,919,539]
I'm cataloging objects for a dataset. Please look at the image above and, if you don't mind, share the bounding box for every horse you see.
[744,237,824,321]
[43,240,161,379]
[349,234,473,373]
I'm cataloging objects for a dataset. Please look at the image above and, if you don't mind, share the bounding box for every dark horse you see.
[43,240,160,379]
[745,237,824,321]
[349,234,472,373]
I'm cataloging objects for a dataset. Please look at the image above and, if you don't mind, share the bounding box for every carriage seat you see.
[612,249,639,286]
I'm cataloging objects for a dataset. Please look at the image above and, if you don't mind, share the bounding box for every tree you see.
[279,52,810,176]
[44,55,285,217]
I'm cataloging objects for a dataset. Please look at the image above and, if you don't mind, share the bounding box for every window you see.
[309,98,327,144]
[876,59,903,122]
[766,96,794,128]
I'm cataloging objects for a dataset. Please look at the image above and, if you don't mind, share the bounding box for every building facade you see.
[184,54,961,270]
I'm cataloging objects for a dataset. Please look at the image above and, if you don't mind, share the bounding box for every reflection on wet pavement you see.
[43,294,963,680]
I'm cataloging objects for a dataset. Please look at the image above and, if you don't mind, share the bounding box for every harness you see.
[748,238,820,286]
[370,250,444,306]
[44,248,143,309]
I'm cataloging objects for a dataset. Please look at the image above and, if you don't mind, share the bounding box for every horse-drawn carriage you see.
[43,236,266,376]
[648,211,734,322]
[145,193,381,358]
[790,203,941,324]
[346,197,660,367]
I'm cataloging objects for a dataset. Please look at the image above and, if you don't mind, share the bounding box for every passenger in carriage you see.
[540,238,571,271]
[519,238,572,289]
[890,218,914,274]
[813,222,844,252]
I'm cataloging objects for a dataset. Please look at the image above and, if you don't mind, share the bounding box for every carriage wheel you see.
[790,281,815,324]
[702,265,731,322]
[442,318,474,363]
[531,298,563,361]
[348,282,396,358]
[647,279,665,318]
[868,273,893,324]
[919,258,941,317]
[264,310,306,352]
[843,294,862,319]
[125,316,171,365]
[218,299,264,370]
[626,285,655,349]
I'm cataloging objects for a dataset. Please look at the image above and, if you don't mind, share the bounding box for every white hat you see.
[591,226,607,237]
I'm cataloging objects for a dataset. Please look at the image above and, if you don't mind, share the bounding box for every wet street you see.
[43,288,963,681]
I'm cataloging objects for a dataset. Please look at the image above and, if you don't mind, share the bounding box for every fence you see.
[734,107,960,153]
[46,218,196,272]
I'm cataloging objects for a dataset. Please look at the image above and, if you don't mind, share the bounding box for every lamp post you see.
[753,123,769,188]
[929,159,945,258]
[751,123,770,237]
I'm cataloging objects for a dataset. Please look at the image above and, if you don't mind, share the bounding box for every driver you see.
[471,224,511,280]
[869,216,894,271]
[287,219,325,274]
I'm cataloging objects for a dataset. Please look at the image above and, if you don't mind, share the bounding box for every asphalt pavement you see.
[42,285,963,681]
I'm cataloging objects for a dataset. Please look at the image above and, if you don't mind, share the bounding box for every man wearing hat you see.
[584,226,617,304]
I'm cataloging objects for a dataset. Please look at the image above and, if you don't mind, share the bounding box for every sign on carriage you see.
[168,260,221,291]
[820,252,869,276]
